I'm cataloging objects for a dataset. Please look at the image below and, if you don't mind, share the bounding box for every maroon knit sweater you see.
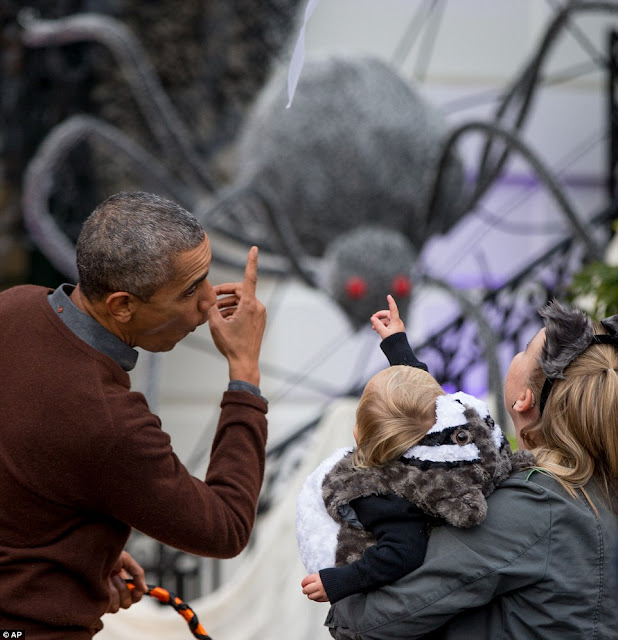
[0,286,268,638]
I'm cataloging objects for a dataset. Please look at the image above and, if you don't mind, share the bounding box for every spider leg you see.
[22,114,193,279]
[419,273,506,430]
[474,0,618,203]
[428,120,604,261]
[19,10,215,195]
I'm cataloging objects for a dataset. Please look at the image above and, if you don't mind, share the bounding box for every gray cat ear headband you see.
[538,300,618,415]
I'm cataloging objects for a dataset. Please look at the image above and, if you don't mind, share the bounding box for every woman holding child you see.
[319,295,617,639]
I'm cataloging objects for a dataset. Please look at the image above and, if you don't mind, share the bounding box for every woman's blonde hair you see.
[522,320,618,511]
[354,365,444,468]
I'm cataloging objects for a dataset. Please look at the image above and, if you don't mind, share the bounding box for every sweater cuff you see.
[227,380,268,404]
[319,564,363,604]
[220,389,268,414]
[380,333,428,370]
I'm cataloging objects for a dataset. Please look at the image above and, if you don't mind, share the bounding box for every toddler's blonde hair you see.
[354,365,444,468]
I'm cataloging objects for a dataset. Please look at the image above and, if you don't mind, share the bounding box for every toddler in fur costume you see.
[298,295,533,604]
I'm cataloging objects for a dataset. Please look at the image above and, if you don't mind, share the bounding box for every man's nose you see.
[198,281,216,314]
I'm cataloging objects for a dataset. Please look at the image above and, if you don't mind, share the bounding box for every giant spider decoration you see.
[17,1,618,428]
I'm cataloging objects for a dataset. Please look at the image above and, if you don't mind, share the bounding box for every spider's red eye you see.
[391,275,412,297]
[345,276,368,299]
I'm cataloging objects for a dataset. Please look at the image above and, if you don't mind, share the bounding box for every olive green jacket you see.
[325,470,618,640]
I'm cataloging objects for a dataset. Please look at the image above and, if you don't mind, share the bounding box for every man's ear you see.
[106,292,137,324]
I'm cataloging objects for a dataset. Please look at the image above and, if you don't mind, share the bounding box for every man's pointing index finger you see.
[242,246,259,295]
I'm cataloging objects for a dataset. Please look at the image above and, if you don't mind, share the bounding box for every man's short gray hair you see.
[76,191,205,301]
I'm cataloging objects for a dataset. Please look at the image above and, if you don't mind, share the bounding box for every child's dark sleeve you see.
[380,333,428,370]
[318,494,429,604]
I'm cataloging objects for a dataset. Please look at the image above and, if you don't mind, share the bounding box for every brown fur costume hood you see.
[321,392,533,567]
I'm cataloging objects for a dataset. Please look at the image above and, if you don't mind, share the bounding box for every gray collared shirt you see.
[48,284,138,371]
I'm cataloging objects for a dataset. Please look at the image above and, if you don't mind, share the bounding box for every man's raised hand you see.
[208,246,266,386]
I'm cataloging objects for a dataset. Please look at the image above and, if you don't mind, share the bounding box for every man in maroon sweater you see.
[0,192,269,638]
